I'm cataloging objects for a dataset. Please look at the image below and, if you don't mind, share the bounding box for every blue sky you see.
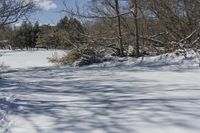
[16,0,127,26]
[30,0,87,25]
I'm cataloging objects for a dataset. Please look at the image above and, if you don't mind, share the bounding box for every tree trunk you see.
[115,0,124,57]
[133,0,140,57]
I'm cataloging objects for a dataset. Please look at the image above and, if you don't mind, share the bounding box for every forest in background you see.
[1,0,200,65]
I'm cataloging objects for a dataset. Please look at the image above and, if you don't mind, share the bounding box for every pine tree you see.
[32,21,40,48]
[57,16,85,48]
[12,21,35,50]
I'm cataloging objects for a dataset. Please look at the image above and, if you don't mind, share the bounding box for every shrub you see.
[0,62,9,70]
[47,52,60,64]
[49,48,103,66]
[59,49,82,65]
[74,48,103,66]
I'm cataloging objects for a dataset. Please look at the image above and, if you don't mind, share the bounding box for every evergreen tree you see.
[32,21,40,48]
[15,21,33,49]
[26,21,34,49]
[57,16,85,48]
[36,24,56,49]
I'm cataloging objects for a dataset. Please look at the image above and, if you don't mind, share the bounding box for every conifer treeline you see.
[7,16,84,50]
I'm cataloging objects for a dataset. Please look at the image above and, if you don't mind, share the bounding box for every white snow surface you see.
[0,50,65,69]
[91,49,200,70]
[1,49,200,133]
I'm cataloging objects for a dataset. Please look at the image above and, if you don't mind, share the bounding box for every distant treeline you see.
[0,17,84,50]
[1,0,200,58]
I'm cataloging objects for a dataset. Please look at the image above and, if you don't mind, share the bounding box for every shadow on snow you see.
[1,67,200,132]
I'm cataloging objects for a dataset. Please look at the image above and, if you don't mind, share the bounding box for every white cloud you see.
[34,0,57,11]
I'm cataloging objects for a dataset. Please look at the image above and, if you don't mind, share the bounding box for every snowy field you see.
[0,50,65,69]
[1,50,200,133]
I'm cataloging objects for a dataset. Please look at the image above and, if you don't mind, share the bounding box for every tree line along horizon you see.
[0,17,85,50]
[0,0,200,57]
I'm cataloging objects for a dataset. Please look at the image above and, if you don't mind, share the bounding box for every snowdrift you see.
[0,49,199,70]
[88,49,200,70]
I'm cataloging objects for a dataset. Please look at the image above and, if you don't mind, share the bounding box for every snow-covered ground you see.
[0,50,65,69]
[1,49,200,133]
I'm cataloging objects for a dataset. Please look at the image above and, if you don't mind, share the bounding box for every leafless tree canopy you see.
[0,0,36,28]
[1,0,200,58]
[61,0,200,56]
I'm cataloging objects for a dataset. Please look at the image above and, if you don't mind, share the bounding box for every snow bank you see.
[88,49,200,70]
[0,49,199,70]
[0,50,66,69]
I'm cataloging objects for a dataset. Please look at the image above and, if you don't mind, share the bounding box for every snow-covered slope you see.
[1,49,200,70]
[1,66,200,133]
[90,49,200,70]
[0,49,200,133]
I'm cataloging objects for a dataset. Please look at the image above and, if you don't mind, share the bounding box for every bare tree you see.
[147,0,200,51]
[62,0,131,56]
[114,0,124,56]
[0,0,36,28]
[61,0,200,57]
[130,0,140,57]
